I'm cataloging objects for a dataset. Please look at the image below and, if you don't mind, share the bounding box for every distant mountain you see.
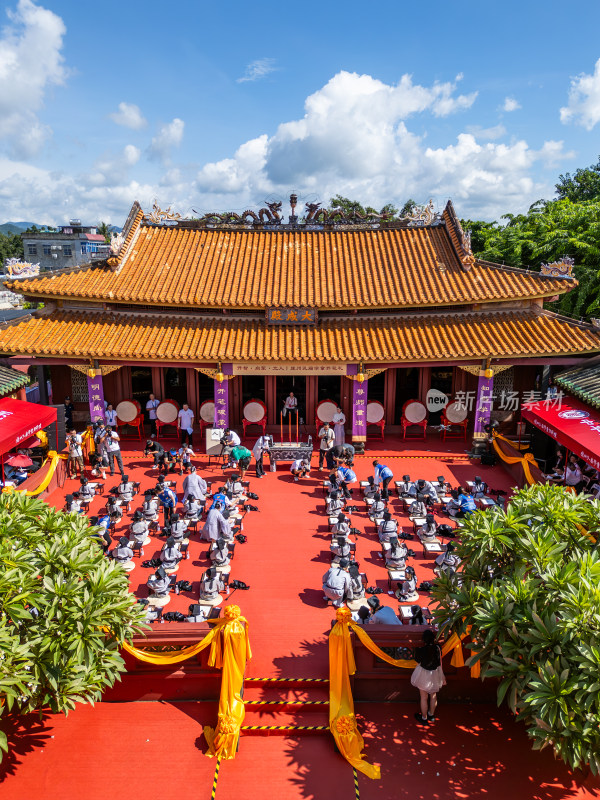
[0,222,41,235]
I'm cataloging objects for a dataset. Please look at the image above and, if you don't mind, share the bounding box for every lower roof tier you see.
[0,308,597,363]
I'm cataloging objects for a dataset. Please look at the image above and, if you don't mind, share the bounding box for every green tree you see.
[432,484,600,774]
[463,198,600,318]
[0,494,146,759]
[556,156,600,202]
[328,195,398,217]
[0,232,24,264]
[97,221,111,243]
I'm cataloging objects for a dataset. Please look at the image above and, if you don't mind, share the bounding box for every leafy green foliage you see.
[97,221,111,243]
[556,156,600,203]
[432,484,600,774]
[0,231,24,265]
[328,195,398,217]
[463,198,600,318]
[0,494,146,757]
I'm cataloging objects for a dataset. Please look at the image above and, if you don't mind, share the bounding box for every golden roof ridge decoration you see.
[540,256,575,279]
[144,201,182,225]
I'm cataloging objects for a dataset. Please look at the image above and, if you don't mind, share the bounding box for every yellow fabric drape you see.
[329,608,381,779]
[329,612,477,779]
[2,452,67,496]
[204,607,252,760]
[122,605,251,761]
[492,433,539,486]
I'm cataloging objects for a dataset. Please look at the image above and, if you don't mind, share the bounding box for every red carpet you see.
[43,437,515,678]
[5,437,591,799]
[2,701,597,800]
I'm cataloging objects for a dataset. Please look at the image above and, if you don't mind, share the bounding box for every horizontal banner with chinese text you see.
[232,362,347,376]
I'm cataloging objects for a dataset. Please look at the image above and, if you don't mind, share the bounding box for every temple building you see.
[0,196,598,446]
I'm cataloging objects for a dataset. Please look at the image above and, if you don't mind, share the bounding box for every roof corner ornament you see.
[398,199,437,226]
[540,256,575,279]
[144,202,182,225]
[106,231,125,269]
[3,258,40,278]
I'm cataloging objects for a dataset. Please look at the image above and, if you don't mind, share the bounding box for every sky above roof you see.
[1,0,600,227]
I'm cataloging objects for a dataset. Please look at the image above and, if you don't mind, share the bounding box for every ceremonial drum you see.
[366,400,385,441]
[156,400,179,425]
[243,399,267,435]
[316,400,337,427]
[401,400,428,441]
[199,400,215,434]
[444,402,467,424]
[116,399,140,423]
[441,400,468,441]
[404,401,427,424]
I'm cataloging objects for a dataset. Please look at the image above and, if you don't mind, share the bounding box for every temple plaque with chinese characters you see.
[266,308,317,324]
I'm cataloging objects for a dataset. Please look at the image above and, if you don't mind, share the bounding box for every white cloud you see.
[237,58,277,83]
[0,0,67,158]
[560,58,600,130]
[149,118,185,162]
[0,69,574,225]
[465,124,507,141]
[502,97,521,112]
[192,71,569,221]
[109,102,147,130]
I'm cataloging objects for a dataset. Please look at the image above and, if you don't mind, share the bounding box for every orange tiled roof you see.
[0,309,596,362]
[12,222,569,310]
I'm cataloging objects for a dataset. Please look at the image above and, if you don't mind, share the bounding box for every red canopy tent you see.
[0,398,57,483]
[522,394,600,471]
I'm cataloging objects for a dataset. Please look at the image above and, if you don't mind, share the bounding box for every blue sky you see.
[1,0,600,225]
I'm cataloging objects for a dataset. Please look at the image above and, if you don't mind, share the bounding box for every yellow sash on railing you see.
[329,609,477,778]
[122,605,251,760]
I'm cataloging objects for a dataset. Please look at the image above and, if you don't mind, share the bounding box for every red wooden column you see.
[419,366,431,403]
[151,367,165,401]
[305,376,317,428]
[186,368,199,418]
[16,387,26,401]
[265,376,277,425]
[341,376,353,421]
[384,368,396,426]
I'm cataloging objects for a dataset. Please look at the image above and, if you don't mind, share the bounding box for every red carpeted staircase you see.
[241,677,330,735]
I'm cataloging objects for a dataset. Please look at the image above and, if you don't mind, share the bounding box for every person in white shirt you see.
[283,392,298,418]
[332,406,346,447]
[177,444,194,475]
[318,422,335,469]
[221,428,241,460]
[291,458,310,481]
[105,403,118,427]
[101,426,125,479]
[146,393,160,436]
[66,429,84,478]
[252,434,271,478]
[177,403,194,446]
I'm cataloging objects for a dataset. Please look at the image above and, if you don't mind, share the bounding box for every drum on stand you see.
[243,399,266,423]
[404,401,427,424]
[156,400,179,425]
[366,401,385,424]
[444,402,467,424]
[116,399,140,424]
[316,400,337,425]
[200,400,215,424]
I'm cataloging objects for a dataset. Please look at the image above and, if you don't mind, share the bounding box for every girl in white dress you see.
[332,406,346,446]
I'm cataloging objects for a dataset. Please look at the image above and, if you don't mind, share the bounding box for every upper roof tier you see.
[10,200,574,311]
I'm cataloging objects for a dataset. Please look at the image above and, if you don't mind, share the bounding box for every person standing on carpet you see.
[252,434,271,478]
[411,629,446,724]
[318,422,335,469]
[332,406,346,446]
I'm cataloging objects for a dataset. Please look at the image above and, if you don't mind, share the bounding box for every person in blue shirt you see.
[89,514,111,550]
[458,488,477,517]
[367,596,401,624]
[373,460,394,500]
[158,485,177,522]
